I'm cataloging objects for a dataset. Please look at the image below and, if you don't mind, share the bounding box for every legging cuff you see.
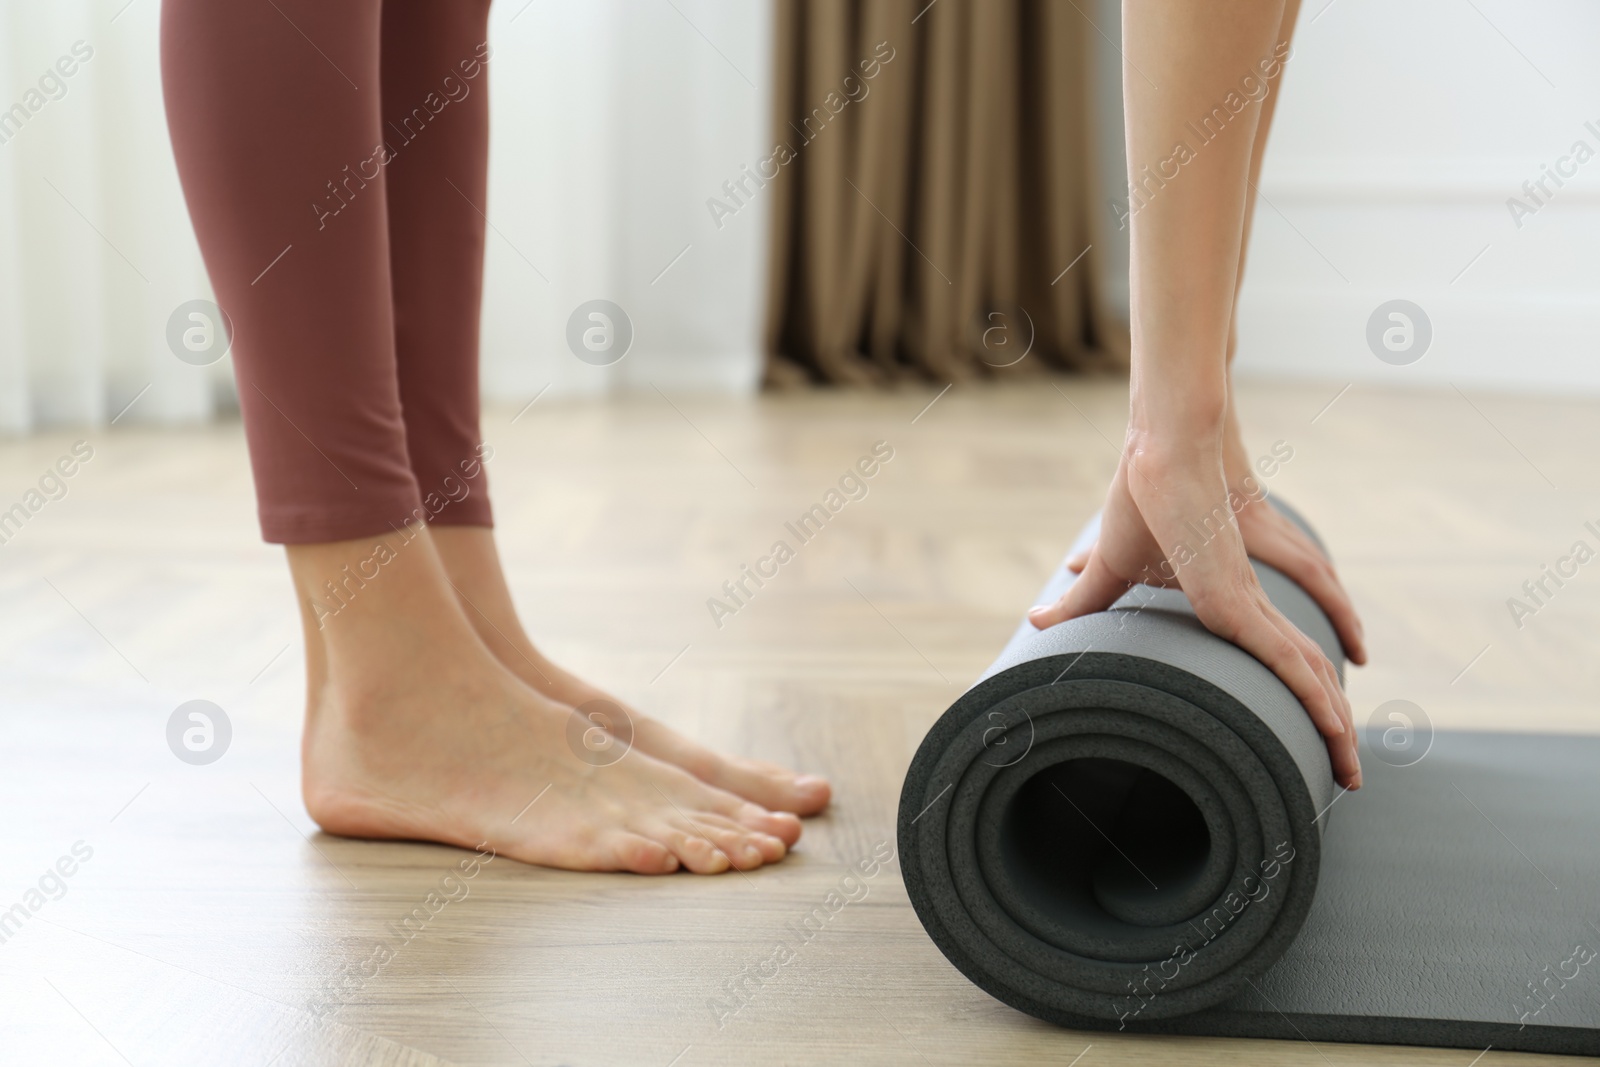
[258,495,492,545]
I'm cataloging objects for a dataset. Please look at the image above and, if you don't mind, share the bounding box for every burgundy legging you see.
[162,0,494,543]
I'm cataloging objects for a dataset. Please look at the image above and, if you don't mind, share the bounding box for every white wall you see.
[1237,0,1600,394]
[0,0,770,435]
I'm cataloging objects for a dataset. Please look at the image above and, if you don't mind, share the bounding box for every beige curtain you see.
[762,0,1127,386]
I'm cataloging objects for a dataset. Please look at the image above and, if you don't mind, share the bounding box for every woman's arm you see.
[1029,0,1361,789]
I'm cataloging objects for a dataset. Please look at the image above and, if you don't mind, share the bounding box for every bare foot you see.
[428,526,832,816]
[291,529,801,873]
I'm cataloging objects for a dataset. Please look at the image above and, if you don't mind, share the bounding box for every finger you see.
[1319,721,1362,791]
[1281,619,1362,789]
[1267,518,1367,666]
[1300,654,1360,791]
[1193,584,1361,790]
[1267,544,1368,666]
[1341,729,1363,789]
[1201,592,1347,747]
[1029,552,1130,629]
[1292,623,1350,729]
[1274,608,1349,739]
[1325,709,1363,790]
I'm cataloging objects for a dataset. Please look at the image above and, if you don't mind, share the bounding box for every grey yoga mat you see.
[898,504,1600,1056]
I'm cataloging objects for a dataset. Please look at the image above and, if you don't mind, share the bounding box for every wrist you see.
[1126,393,1228,455]
[1127,365,1228,444]
[1220,419,1255,489]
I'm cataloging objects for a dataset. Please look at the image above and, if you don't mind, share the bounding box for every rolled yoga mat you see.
[898,503,1600,1056]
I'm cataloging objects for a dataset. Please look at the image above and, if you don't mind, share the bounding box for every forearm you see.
[1122,0,1288,450]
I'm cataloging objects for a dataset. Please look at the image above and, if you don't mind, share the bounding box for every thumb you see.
[1029,551,1130,630]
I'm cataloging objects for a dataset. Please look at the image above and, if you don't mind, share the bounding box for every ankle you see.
[291,525,480,648]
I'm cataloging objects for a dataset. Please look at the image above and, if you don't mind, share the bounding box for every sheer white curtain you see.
[0,0,770,435]
[0,0,214,432]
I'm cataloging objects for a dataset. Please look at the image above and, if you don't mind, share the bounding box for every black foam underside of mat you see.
[899,507,1600,1056]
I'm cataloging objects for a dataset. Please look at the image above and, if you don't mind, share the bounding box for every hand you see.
[1028,438,1361,790]
[1220,409,1367,665]
[1228,493,1367,665]
[1062,433,1369,667]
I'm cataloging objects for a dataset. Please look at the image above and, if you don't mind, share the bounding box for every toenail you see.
[795,774,825,794]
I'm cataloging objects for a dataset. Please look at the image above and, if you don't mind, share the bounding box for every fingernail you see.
[1329,718,1346,735]
[795,774,827,796]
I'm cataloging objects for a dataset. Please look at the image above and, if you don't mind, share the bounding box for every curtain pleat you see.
[765,0,1128,386]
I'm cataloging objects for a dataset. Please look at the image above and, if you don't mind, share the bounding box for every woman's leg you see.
[380,0,495,526]
[161,0,800,871]
[372,1,830,816]
[162,0,422,543]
